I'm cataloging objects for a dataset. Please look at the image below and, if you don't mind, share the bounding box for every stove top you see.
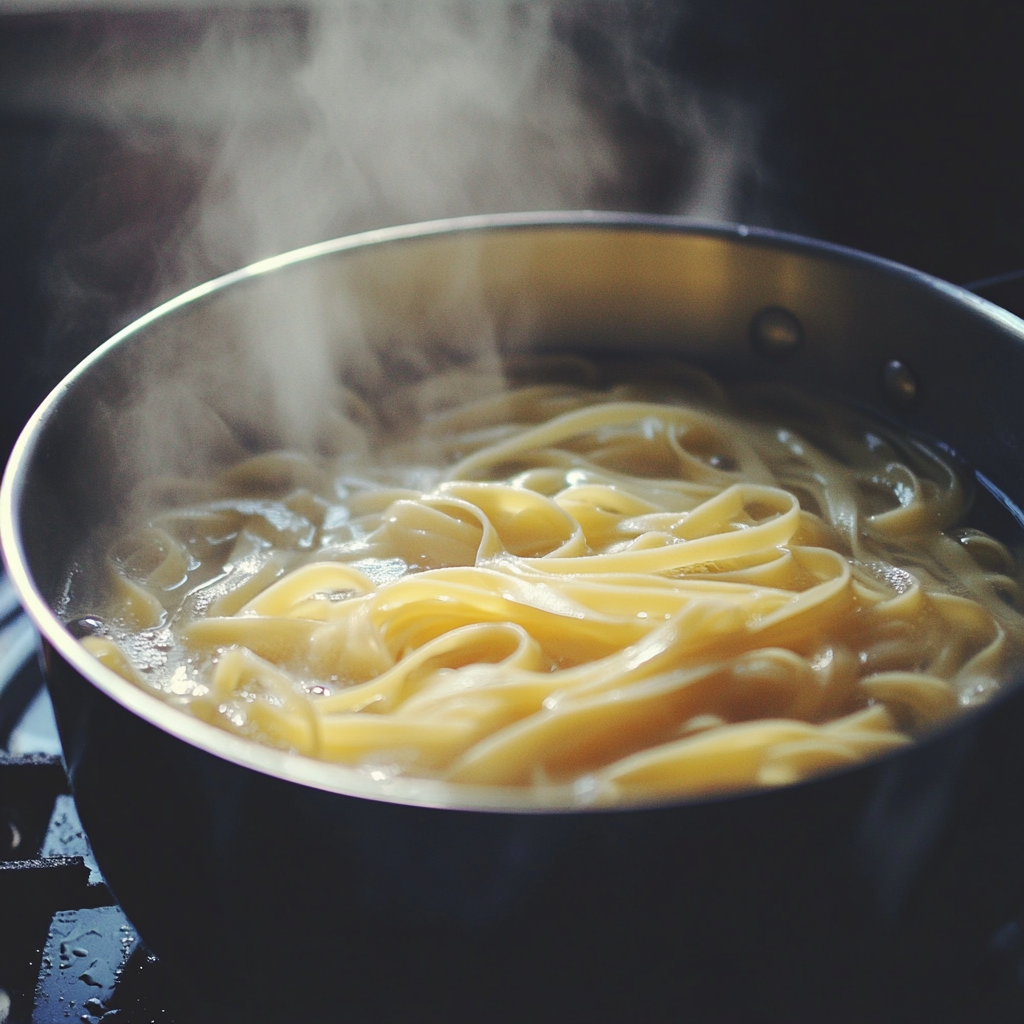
[0,583,191,1024]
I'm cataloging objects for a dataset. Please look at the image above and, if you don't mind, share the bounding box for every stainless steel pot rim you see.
[3,210,1023,813]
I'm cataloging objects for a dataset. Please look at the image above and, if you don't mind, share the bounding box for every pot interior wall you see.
[20,222,1024,609]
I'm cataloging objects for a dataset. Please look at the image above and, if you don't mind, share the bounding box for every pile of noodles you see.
[73,364,1024,803]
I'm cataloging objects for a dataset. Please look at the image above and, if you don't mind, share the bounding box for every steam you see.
[17,3,768,471]
[167,2,627,448]
[177,3,764,276]
[193,3,617,274]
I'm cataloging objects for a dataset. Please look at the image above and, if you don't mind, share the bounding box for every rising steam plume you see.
[191,2,616,277]
[20,2,764,287]
[7,3,769,460]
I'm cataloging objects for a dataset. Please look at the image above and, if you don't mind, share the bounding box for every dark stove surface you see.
[0,587,190,1024]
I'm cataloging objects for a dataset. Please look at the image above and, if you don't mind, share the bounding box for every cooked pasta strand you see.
[70,368,1024,804]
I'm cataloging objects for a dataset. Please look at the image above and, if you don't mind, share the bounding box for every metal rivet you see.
[881,359,918,408]
[750,306,803,359]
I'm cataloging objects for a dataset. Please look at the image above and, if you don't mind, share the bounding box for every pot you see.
[5,212,1024,1023]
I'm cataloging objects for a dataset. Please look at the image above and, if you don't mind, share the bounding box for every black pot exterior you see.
[43,634,1024,1023]
[9,215,1024,1022]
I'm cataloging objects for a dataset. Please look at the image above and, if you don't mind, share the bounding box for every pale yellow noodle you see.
[71,373,1024,804]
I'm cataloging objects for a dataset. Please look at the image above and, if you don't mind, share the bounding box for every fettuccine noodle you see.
[68,363,1024,804]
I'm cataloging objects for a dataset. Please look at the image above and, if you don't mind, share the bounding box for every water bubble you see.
[66,617,105,638]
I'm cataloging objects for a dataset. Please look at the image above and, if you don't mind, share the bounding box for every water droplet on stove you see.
[83,998,104,1014]
[72,947,89,957]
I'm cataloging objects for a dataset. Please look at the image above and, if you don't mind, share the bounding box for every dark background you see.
[2,0,1023,458]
